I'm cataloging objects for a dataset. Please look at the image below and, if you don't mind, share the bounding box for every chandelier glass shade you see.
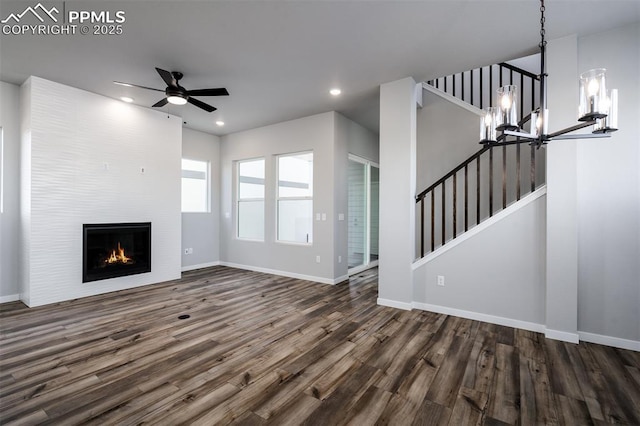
[479,0,619,147]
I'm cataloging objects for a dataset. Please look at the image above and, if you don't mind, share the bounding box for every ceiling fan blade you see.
[186,88,229,97]
[113,81,164,92]
[152,98,169,108]
[188,97,216,113]
[155,67,176,87]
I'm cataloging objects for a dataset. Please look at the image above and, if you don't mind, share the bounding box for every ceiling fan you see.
[114,67,229,112]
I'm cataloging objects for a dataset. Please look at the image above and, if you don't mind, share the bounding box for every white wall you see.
[417,90,479,192]
[576,23,640,343]
[181,128,221,271]
[0,82,20,302]
[378,77,417,310]
[413,190,547,330]
[334,113,379,279]
[219,112,338,283]
[545,35,580,342]
[20,77,182,307]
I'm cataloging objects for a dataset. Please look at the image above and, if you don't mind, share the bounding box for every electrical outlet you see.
[321,213,327,221]
[437,275,445,286]
[316,255,321,263]
[184,248,189,255]
[338,255,342,263]
[188,248,193,254]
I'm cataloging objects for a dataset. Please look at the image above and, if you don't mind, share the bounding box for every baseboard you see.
[545,328,580,344]
[377,298,413,311]
[181,261,221,272]
[334,275,349,285]
[219,261,340,285]
[0,294,20,304]
[579,331,640,352]
[412,302,545,333]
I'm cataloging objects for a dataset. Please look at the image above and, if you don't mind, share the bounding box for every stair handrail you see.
[497,62,540,81]
[416,146,489,201]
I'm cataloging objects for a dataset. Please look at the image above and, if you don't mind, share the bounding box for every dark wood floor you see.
[1,267,639,425]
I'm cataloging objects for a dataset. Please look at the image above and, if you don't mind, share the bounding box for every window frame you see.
[276,151,314,245]
[236,157,266,241]
[181,158,210,213]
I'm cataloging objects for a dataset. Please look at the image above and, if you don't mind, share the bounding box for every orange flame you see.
[105,242,132,264]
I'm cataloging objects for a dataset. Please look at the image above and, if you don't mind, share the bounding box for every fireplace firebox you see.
[83,223,151,283]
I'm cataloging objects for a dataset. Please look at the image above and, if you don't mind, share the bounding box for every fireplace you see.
[83,223,151,283]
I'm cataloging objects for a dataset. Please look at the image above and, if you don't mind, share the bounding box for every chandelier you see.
[479,0,619,147]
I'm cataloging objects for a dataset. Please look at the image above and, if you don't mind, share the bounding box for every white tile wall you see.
[20,77,182,307]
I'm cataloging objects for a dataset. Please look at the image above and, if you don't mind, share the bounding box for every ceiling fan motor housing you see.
[166,86,188,101]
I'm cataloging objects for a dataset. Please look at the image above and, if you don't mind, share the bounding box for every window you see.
[277,152,313,243]
[181,159,209,212]
[237,158,265,240]
[0,128,3,213]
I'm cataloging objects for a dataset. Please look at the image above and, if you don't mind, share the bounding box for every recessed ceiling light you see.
[216,121,225,126]
[330,88,342,96]
[120,96,134,103]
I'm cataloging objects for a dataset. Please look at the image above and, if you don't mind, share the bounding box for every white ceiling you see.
[1,1,638,136]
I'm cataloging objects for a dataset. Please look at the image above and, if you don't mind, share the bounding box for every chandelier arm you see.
[552,133,611,141]
[518,111,535,128]
[547,121,597,138]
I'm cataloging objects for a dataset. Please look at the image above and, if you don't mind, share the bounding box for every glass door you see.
[348,155,379,275]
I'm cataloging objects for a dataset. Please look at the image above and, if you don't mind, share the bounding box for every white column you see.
[378,77,418,310]
[545,35,579,343]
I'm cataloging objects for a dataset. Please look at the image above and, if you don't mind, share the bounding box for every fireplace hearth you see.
[83,223,151,283]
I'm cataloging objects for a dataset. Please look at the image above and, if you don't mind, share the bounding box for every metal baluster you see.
[420,197,425,257]
[479,67,483,109]
[464,164,468,232]
[531,145,536,193]
[476,157,480,225]
[489,147,494,217]
[453,73,456,98]
[431,191,435,252]
[470,69,474,107]
[441,182,446,246]
[453,173,457,238]
[489,65,493,106]
[502,145,507,209]
[461,71,465,103]
[517,143,521,200]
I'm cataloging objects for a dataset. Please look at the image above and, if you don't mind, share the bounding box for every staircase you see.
[417,60,546,259]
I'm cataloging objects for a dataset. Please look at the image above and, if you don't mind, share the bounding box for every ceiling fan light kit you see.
[479,0,619,147]
[113,67,229,113]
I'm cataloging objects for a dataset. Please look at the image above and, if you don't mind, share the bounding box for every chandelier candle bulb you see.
[496,85,518,130]
[479,107,498,143]
[579,68,607,121]
[530,112,539,137]
[593,89,618,133]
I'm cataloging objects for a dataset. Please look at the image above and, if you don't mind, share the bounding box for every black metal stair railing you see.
[426,62,540,120]
[417,61,545,259]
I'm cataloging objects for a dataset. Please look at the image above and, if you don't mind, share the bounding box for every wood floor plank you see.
[1,266,639,425]
[486,342,520,425]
